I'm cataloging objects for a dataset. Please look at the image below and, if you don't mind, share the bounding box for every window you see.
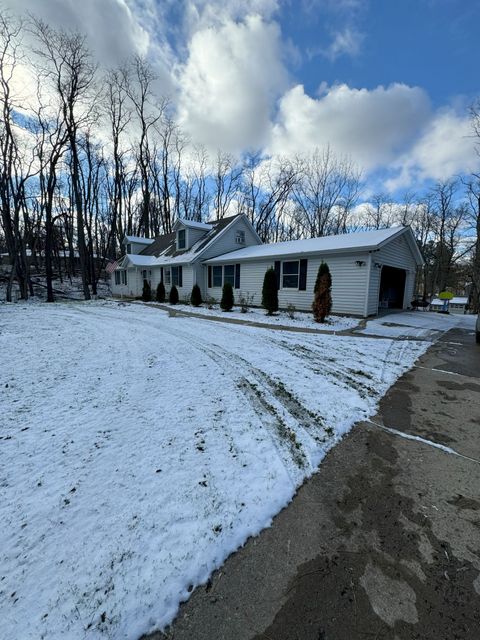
[141,269,151,284]
[122,271,127,286]
[282,261,299,289]
[212,266,222,287]
[172,265,183,287]
[114,271,120,285]
[177,229,186,250]
[126,243,132,254]
[224,264,235,287]
[165,268,171,285]
[235,230,245,244]
[116,270,127,285]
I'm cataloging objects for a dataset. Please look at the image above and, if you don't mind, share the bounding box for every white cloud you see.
[269,82,432,171]
[386,109,479,191]
[177,15,288,153]
[323,27,364,60]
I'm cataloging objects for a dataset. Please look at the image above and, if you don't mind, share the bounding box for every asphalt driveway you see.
[144,327,480,640]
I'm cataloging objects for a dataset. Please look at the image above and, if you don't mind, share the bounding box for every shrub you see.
[169,285,179,305]
[220,282,234,311]
[142,279,152,302]
[312,261,332,323]
[239,292,254,313]
[156,281,165,303]
[190,284,202,307]
[286,303,296,319]
[262,267,278,315]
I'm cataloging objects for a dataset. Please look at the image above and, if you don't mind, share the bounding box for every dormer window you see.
[177,228,186,250]
[126,243,132,254]
[235,230,245,244]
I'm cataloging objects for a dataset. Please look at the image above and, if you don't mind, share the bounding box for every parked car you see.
[477,313,480,344]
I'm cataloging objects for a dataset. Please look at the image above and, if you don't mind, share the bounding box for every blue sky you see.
[6,0,480,198]
[283,0,480,106]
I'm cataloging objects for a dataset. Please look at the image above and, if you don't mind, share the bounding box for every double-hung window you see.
[115,271,120,285]
[212,266,223,288]
[172,265,183,287]
[177,229,186,250]
[282,261,299,289]
[165,268,171,285]
[223,264,235,287]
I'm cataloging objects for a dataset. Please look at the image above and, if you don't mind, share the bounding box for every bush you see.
[156,281,165,303]
[190,284,202,307]
[312,261,332,323]
[220,282,234,311]
[169,285,179,305]
[239,292,254,313]
[142,279,152,302]
[286,303,296,319]
[262,267,278,315]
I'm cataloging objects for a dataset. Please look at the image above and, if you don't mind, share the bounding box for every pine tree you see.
[156,281,165,303]
[169,285,179,305]
[312,261,332,322]
[262,267,278,315]
[190,284,202,307]
[220,282,234,311]
[142,279,151,302]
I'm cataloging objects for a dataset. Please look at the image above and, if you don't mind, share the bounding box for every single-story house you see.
[110,214,424,317]
[430,297,469,314]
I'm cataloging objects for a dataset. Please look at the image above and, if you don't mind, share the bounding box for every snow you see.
[168,303,360,332]
[359,310,477,339]
[205,226,408,263]
[124,236,155,245]
[175,220,212,231]
[0,301,428,640]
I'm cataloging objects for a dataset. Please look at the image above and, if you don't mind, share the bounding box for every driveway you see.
[146,327,480,640]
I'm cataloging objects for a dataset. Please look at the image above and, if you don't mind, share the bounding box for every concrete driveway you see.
[144,327,480,640]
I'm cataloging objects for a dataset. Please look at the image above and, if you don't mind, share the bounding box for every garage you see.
[378,265,407,309]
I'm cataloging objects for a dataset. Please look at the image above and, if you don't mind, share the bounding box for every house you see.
[110,216,424,317]
[430,297,469,314]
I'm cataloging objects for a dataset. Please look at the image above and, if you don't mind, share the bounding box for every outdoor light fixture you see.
[374,262,382,268]
[355,260,366,267]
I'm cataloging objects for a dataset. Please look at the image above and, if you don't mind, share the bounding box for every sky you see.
[4,0,480,197]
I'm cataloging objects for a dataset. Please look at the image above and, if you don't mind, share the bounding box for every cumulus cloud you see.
[269,82,432,171]
[386,109,478,191]
[177,15,288,153]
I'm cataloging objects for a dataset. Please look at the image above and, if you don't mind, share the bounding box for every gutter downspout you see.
[363,252,372,318]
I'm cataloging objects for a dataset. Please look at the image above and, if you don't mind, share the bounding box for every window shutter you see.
[299,259,308,291]
[274,261,281,289]
[179,265,183,288]
[208,265,212,288]
[235,264,241,289]
[160,267,164,283]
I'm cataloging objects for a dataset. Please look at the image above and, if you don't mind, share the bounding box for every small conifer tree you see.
[190,284,202,307]
[169,285,179,305]
[156,281,165,303]
[142,279,152,302]
[262,267,278,315]
[220,282,234,311]
[312,261,332,322]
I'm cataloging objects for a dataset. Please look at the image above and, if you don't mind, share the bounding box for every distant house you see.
[430,297,469,314]
[110,216,424,317]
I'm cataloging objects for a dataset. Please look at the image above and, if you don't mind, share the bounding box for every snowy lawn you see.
[1,301,428,640]
[360,310,477,339]
[158,302,360,332]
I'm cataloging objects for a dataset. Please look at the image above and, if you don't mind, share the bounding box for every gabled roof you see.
[123,235,155,246]
[206,226,424,266]
[116,214,249,268]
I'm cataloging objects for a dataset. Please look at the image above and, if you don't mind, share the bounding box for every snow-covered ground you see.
[1,301,429,640]
[360,310,477,339]
[157,302,360,332]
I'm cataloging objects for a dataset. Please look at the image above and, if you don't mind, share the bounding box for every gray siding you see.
[367,234,419,315]
[200,218,261,261]
[186,227,207,249]
[206,253,370,315]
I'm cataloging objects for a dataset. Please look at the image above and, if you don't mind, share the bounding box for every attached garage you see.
[205,226,424,318]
